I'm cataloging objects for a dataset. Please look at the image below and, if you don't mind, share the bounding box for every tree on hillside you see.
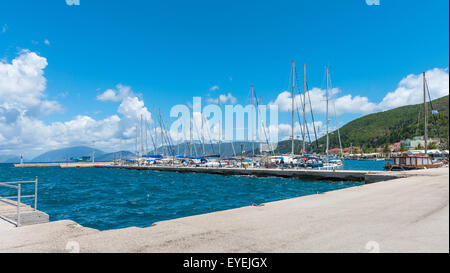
[316,95,449,151]
[428,142,438,149]
[400,143,406,152]
[383,143,391,154]
[444,140,449,150]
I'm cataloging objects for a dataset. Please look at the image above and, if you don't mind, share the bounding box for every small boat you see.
[384,154,442,171]
[385,72,445,171]
[320,159,344,170]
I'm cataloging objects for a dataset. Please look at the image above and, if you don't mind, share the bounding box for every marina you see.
[13,160,408,183]
[2,159,447,232]
[0,1,448,256]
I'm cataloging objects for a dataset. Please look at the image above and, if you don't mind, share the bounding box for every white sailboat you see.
[320,67,343,170]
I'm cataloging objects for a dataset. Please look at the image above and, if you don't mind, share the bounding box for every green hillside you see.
[272,95,449,154]
[320,95,449,151]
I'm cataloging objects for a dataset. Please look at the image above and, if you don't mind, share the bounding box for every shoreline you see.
[0,167,448,253]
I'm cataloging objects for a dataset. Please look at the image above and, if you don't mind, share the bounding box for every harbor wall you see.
[14,162,411,183]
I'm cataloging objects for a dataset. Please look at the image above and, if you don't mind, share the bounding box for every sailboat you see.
[319,67,343,170]
[385,72,443,171]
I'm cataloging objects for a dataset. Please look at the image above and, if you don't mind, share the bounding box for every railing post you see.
[34,176,38,210]
[17,183,21,227]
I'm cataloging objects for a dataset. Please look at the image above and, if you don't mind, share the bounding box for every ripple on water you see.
[0,163,368,231]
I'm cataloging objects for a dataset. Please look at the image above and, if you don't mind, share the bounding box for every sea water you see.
[0,160,386,231]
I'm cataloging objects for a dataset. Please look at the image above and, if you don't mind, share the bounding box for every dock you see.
[0,199,49,228]
[14,162,115,168]
[0,178,49,228]
[14,162,414,183]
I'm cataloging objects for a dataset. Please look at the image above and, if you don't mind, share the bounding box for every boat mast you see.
[201,108,205,155]
[218,93,221,157]
[251,85,255,156]
[326,66,329,163]
[158,110,167,156]
[328,72,343,157]
[303,63,307,154]
[153,108,158,155]
[190,108,193,156]
[145,118,149,156]
[147,118,157,154]
[135,123,138,158]
[142,115,146,157]
[423,72,428,154]
[291,60,295,155]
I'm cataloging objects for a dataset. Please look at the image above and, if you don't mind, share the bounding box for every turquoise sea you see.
[0,160,388,231]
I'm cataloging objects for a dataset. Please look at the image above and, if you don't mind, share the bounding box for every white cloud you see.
[207,93,237,104]
[0,51,154,158]
[65,0,80,6]
[97,84,134,102]
[0,50,62,118]
[272,121,325,141]
[44,39,50,46]
[269,88,377,116]
[97,84,152,124]
[1,51,448,157]
[378,68,449,110]
[269,67,449,116]
[1,24,7,33]
[118,96,151,122]
[209,85,219,91]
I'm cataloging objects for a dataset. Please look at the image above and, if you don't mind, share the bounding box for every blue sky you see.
[0,0,449,156]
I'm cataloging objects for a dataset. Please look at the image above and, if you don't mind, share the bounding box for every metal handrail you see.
[0,177,38,227]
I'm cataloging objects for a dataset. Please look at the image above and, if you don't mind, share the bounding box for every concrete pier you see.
[0,199,49,228]
[0,167,448,253]
[108,165,411,183]
[14,162,417,183]
[14,162,115,168]
[14,163,61,167]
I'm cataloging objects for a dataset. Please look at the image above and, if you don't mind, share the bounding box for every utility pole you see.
[423,72,428,154]
[291,60,295,155]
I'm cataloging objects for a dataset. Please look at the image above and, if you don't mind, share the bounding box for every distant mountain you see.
[0,155,22,163]
[148,141,257,158]
[96,151,135,162]
[31,146,105,163]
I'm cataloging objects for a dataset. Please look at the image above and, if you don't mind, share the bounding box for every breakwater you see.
[14,162,406,183]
